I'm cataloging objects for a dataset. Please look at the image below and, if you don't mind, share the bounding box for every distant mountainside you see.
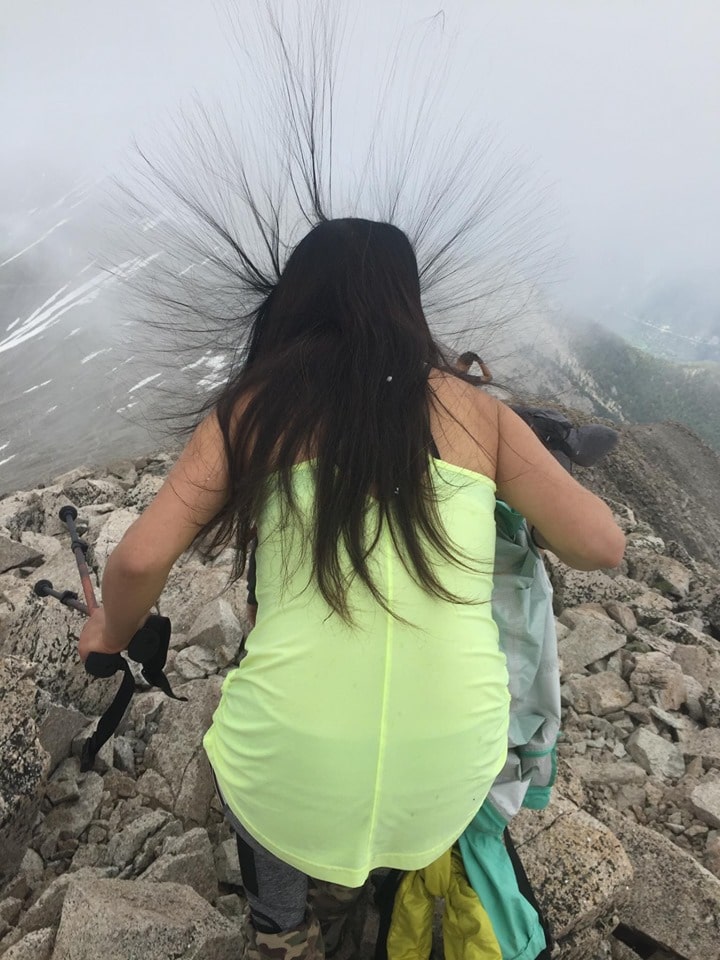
[489,311,720,454]
[2,178,719,495]
[582,419,720,568]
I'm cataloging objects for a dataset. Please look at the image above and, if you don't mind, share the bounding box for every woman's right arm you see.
[494,401,625,570]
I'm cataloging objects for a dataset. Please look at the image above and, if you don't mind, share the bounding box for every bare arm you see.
[478,360,493,384]
[98,413,229,651]
[495,402,624,570]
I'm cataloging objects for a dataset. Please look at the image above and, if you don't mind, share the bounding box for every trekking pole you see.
[33,578,88,615]
[32,503,186,772]
[58,504,98,613]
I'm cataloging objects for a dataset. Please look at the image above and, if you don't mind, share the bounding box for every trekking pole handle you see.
[59,505,99,613]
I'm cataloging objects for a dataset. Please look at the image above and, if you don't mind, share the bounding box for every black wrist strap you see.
[81,615,186,772]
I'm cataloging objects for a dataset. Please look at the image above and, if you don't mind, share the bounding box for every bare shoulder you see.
[427,368,499,419]
[427,369,499,478]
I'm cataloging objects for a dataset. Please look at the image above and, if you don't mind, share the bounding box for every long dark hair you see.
[205,217,469,619]
[116,2,554,617]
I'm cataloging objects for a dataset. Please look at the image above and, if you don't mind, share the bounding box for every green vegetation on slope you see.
[565,324,720,452]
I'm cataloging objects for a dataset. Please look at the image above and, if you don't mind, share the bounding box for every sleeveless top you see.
[203,458,510,886]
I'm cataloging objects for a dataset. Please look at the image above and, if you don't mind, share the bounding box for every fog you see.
[3,0,720,316]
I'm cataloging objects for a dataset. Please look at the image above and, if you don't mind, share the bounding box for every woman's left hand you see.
[78,607,127,663]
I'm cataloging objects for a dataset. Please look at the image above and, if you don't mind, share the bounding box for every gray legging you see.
[214,775,307,932]
[214,775,366,953]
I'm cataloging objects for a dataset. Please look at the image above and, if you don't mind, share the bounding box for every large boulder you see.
[626,727,685,780]
[512,793,633,951]
[91,509,139,567]
[51,878,241,960]
[143,677,223,826]
[564,672,634,717]
[0,492,44,540]
[0,657,51,886]
[181,598,245,669]
[544,555,624,614]
[690,780,720,829]
[12,868,109,941]
[626,550,692,599]
[139,827,219,903]
[628,652,687,711]
[557,614,626,676]
[601,809,720,960]
[1,590,117,716]
[156,563,248,635]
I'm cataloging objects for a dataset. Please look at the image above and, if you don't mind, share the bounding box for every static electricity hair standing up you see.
[118,1,555,618]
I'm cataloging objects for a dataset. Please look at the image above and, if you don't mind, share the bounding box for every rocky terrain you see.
[1,430,720,960]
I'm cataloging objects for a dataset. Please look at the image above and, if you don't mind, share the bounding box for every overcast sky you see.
[3,0,719,313]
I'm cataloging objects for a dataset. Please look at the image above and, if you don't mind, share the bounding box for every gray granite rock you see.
[156,565,247,634]
[545,556,624,613]
[139,827,219,903]
[105,810,179,871]
[185,598,244,669]
[174,645,220,680]
[60,477,124,509]
[627,550,692,599]
[0,492,44,541]
[215,837,243,887]
[1,585,118,717]
[40,770,104,843]
[629,652,687,711]
[680,728,720,763]
[559,616,627,676]
[565,758,647,787]
[690,781,720,829]
[603,601,638,634]
[122,474,165,512]
[0,927,55,960]
[35,697,89,774]
[0,657,51,887]
[565,672,634,716]
[91,509,139,567]
[51,879,240,960]
[626,728,685,780]
[136,770,175,811]
[0,537,43,574]
[707,587,720,637]
[513,794,633,942]
[17,868,108,937]
[672,644,720,694]
[600,809,720,960]
[143,677,223,826]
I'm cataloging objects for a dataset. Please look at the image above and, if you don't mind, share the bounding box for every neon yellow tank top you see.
[203,459,509,886]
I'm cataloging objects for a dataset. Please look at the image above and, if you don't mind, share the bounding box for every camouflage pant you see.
[309,879,367,959]
[246,882,367,960]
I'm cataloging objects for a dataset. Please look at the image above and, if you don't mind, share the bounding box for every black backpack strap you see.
[503,827,554,959]
[373,869,405,960]
[80,614,186,772]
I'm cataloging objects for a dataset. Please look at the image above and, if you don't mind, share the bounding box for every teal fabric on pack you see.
[456,502,560,958]
[458,806,549,960]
